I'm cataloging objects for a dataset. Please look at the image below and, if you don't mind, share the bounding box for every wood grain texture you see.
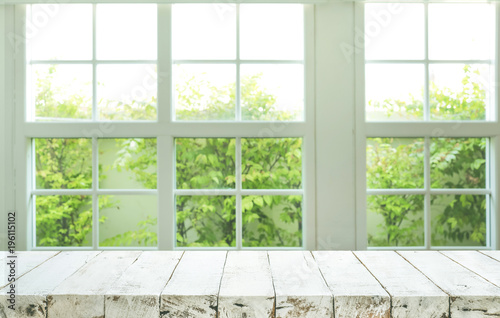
[479,250,500,262]
[400,251,500,318]
[47,251,141,318]
[314,251,390,318]
[105,251,183,318]
[161,251,227,318]
[442,251,500,287]
[218,251,275,318]
[354,251,448,318]
[269,251,332,318]
[0,251,100,318]
[1,252,59,288]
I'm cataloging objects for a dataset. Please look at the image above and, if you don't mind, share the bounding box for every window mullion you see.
[236,137,242,249]
[92,4,97,121]
[424,137,431,249]
[236,4,241,121]
[424,3,430,122]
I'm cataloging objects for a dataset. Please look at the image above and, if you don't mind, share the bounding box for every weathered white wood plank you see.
[442,251,500,287]
[269,251,332,318]
[1,252,59,288]
[47,251,141,318]
[479,251,500,262]
[314,251,390,318]
[160,251,227,318]
[354,251,448,318]
[400,251,500,317]
[0,251,100,318]
[218,251,275,318]
[105,251,183,318]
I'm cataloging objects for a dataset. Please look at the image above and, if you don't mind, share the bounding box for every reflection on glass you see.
[99,195,157,247]
[174,64,236,120]
[366,64,424,121]
[430,138,486,189]
[430,64,490,121]
[367,195,424,247]
[367,138,424,189]
[97,64,157,121]
[242,195,302,247]
[32,64,92,121]
[35,195,92,247]
[35,138,92,189]
[241,64,303,121]
[176,196,236,247]
[240,4,303,60]
[431,195,486,247]
[365,4,425,60]
[241,138,302,189]
[172,4,236,60]
[99,138,157,190]
[176,138,235,189]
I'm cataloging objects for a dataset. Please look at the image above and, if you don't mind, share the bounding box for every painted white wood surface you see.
[1,251,59,288]
[479,250,500,262]
[400,251,500,317]
[161,251,226,318]
[354,251,448,318]
[0,251,100,318]
[314,251,390,318]
[218,251,275,318]
[442,251,500,287]
[105,251,183,318]
[48,251,141,318]
[269,251,332,318]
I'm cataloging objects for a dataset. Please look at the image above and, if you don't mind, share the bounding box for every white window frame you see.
[354,2,500,250]
[6,3,316,251]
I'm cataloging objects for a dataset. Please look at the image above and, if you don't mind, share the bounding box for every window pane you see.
[431,138,486,189]
[35,138,92,189]
[28,4,92,61]
[32,64,92,121]
[35,195,92,247]
[97,64,157,121]
[242,195,302,247]
[99,139,157,190]
[172,4,236,60]
[174,64,236,121]
[367,138,424,189]
[176,138,235,189]
[97,4,157,60]
[366,64,424,121]
[99,195,157,247]
[429,4,494,60]
[365,4,424,60]
[176,196,236,247]
[240,4,303,60]
[241,64,303,121]
[241,138,302,189]
[367,195,424,247]
[431,195,486,247]
[430,64,491,121]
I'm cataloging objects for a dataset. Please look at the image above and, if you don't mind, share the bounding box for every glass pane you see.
[35,138,92,189]
[32,64,92,121]
[241,64,303,121]
[176,138,235,189]
[28,4,92,60]
[365,4,424,60]
[176,196,236,247]
[367,138,424,189]
[99,139,157,190]
[97,64,157,121]
[429,4,495,60]
[99,195,157,247]
[240,4,303,60]
[366,64,424,121]
[174,64,236,121]
[367,195,424,247]
[172,4,236,60]
[431,138,486,189]
[35,195,92,247]
[241,138,302,189]
[97,4,157,60]
[430,64,491,121]
[242,195,302,247]
[431,195,486,247]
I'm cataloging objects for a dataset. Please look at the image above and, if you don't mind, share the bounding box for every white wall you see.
[0,5,6,250]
